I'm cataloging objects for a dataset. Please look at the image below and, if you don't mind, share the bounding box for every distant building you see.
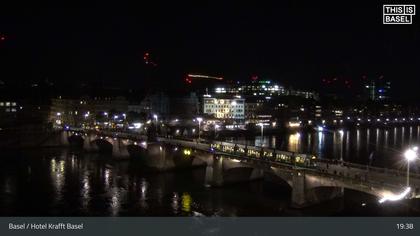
[0,100,19,127]
[214,78,319,100]
[203,96,245,120]
[135,92,199,119]
[127,104,144,114]
[364,77,391,101]
[244,96,273,124]
[138,93,170,118]
[169,92,199,118]
[49,96,128,127]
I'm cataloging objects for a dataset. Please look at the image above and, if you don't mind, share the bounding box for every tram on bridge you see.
[210,141,317,168]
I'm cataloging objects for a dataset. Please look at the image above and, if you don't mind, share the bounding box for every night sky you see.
[0,2,419,99]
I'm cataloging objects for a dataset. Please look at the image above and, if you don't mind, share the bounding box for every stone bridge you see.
[57,129,420,208]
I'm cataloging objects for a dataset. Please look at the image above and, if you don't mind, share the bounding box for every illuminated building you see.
[0,101,18,113]
[237,80,288,97]
[364,76,391,101]
[0,100,19,127]
[244,97,273,124]
[214,79,319,101]
[203,96,244,120]
[49,96,129,127]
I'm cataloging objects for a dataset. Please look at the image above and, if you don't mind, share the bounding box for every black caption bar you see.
[0,217,419,236]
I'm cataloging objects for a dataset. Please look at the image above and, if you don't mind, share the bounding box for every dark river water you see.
[227,126,420,171]
[1,126,420,216]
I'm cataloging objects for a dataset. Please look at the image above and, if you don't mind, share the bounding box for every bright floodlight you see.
[378,187,411,204]
[196,117,203,123]
[317,126,323,132]
[339,130,344,136]
[413,146,419,152]
[405,149,417,161]
[153,114,158,119]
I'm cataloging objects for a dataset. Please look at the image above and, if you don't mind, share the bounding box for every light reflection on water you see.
[227,125,420,168]
[1,126,420,216]
[50,158,65,203]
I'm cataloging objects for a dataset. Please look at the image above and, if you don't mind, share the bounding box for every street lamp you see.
[404,147,418,186]
[153,114,158,123]
[214,124,220,137]
[257,123,266,137]
[196,117,203,141]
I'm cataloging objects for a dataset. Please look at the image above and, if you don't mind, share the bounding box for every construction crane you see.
[185,74,223,84]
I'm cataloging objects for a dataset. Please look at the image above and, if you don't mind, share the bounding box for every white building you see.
[203,96,245,120]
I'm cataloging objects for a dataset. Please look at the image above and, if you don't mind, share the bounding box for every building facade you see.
[364,77,391,101]
[214,79,319,100]
[0,100,19,127]
[203,96,245,120]
[49,96,129,127]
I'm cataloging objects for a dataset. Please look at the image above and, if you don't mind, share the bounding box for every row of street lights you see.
[154,115,204,141]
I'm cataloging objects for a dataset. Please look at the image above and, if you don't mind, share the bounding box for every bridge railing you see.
[224,152,408,191]
[208,140,420,180]
[65,128,420,180]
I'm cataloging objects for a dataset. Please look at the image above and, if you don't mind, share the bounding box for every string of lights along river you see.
[1,125,420,216]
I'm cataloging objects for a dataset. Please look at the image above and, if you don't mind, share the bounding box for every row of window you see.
[204,105,244,108]
[205,109,244,113]
[0,102,17,107]
[3,108,17,112]
[203,99,244,104]
[215,114,244,118]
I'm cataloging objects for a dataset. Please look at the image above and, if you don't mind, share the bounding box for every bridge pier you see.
[60,131,71,146]
[143,143,176,171]
[291,171,307,207]
[205,155,264,187]
[269,167,344,208]
[204,155,224,187]
[83,134,99,152]
[111,139,130,158]
[290,171,344,208]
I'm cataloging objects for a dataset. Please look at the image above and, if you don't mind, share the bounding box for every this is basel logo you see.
[383,4,416,24]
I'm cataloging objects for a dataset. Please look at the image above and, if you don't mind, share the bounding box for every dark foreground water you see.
[0,147,419,216]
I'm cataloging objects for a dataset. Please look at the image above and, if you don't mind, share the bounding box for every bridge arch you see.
[92,138,113,153]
